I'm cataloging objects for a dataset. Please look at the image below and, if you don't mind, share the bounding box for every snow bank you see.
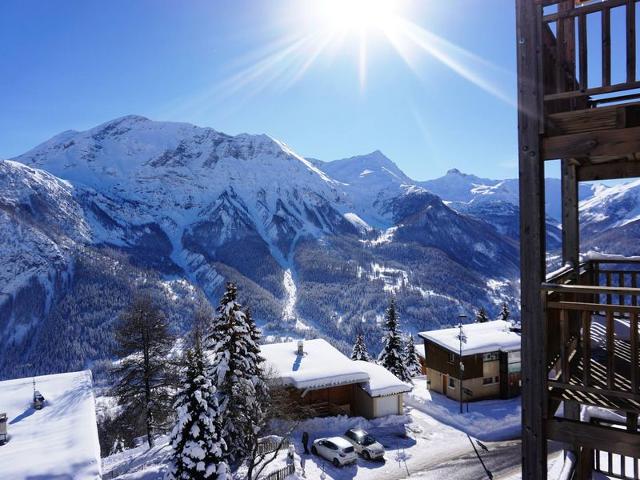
[405,380,521,441]
[0,370,101,479]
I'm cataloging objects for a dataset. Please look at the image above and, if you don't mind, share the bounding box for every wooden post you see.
[517,1,547,478]
[562,159,580,270]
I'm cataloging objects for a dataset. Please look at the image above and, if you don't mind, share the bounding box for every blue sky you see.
[1,1,522,180]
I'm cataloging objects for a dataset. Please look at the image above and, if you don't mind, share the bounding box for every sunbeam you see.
[167,0,516,119]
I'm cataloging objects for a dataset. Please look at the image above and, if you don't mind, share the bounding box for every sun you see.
[317,0,398,34]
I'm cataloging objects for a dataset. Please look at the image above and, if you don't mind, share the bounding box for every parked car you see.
[311,436,357,467]
[343,428,385,460]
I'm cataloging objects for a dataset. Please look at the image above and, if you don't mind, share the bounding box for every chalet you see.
[261,339,412,419]
[418,320,521,402]
[0,370,101,479]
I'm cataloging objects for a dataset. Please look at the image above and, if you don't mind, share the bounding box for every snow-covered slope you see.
[314,151,419,226]
[15,115,353,265]
[0,160,89,347]
[2,116,523,379]
[0,370,101,479]
[581,179,640,233]
[420,168,595,221]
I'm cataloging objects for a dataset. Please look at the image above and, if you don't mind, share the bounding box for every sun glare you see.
[207,0,514,108]
[318,0,398,34]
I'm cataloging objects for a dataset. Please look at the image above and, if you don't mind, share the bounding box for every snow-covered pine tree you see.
[206,283,265,465]
[378,298,412,382]
[351,333,371,361]
[166,339,229,480]
[403,335,422,378]
[499,302,510,321]
[476,307,489,323]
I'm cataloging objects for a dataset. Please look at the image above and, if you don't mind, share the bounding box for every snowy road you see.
[406,440,521,480]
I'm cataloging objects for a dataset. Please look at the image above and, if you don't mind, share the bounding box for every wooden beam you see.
[562,160,579,268]
[627,0,636,84]
[543,126,640,160]
[517,0,547,477]
[547,417,640,458]
[548,380,640,401]
[578,158,640,181]
[544,80,640,102]
[603,7,611,87]
[546,102,640,136]
[582,310,591,387]
[542,283,640,296]
[547,301,640,314]
[542,0,627,22]
[578,14,588,89]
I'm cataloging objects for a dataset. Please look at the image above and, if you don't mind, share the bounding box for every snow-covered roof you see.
[261,339,370,390]
[0,370,101,479]
[353,361,412,397]
[418,320,521,356]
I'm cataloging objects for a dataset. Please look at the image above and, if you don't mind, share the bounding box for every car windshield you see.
[361,435,376,446]
[344,446,355,453]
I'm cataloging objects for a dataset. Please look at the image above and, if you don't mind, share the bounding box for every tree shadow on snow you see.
[9,406,36,424]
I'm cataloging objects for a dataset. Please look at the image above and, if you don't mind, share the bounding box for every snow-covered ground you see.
[104,377,523,480]
[0,370,101,479]
[405,378,521,442]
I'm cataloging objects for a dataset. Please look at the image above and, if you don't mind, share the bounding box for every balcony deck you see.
[543,258,640,416]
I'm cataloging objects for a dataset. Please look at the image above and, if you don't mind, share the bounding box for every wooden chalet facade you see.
[419,321,522,402]
[260,339,412,419]
[517,1,640,478]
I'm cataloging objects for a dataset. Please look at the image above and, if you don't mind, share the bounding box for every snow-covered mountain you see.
[579,179,640,255]
[0,116,520,378]
[421,168,596,222]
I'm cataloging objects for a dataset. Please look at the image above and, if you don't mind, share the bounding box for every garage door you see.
[375,395,399,417]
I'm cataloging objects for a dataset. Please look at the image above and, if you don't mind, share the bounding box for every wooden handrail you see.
[542,0,628,23]
[542,282,640,296]
[547,301,640,313]
[548,381,640,402]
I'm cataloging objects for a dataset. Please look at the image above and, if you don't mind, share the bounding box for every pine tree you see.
[206,283,266,465]
[351,334,371,361]
[403,335,422,378]
[476,307,489,323]
[166,338,229,480]
[499,302,510,321]
[111,293,176,448]
[378,298,412,382]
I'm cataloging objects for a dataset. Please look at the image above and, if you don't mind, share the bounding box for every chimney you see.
[297,340,304,355]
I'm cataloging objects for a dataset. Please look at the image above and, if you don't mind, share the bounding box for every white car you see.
[311,436,358,467]
[343,428,385,460]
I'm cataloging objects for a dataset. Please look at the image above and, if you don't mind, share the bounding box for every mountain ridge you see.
[2,115,634,379]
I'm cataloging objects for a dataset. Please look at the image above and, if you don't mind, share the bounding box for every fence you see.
[256,438,290,456]
[263,464,295,480]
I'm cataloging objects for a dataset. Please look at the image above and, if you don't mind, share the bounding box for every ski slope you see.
[0,370,101,479]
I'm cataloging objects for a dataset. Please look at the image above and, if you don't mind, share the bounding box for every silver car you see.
[343,428,385,460]
[311,436,358,467]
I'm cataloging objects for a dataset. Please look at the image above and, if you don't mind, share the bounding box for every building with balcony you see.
[516,0,640,477]
[419,320,521,402]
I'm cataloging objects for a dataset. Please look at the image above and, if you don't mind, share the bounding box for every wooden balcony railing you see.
[542,259,640,414]
[542,0,639,106]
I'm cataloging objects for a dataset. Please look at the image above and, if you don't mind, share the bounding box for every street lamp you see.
[458,314,468,414]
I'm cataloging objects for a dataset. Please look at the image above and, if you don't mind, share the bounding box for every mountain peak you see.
[446,168,462,175]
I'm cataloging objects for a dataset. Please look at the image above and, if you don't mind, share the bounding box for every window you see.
[483,352,499,362]
[448,352,455,364]
[448,377,455,389]
[482,376,499,385]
